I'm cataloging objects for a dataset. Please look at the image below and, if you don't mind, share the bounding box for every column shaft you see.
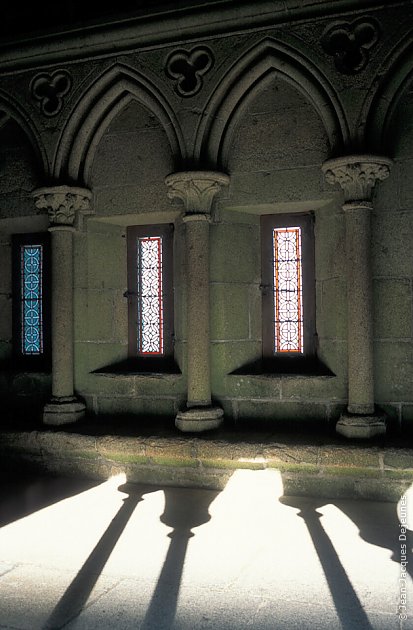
[322,155,392,438]
[33,185,92,425]
[50,226,74,399]
[344,204,374,414]
[165,171,229,432]
[184,216,211,407]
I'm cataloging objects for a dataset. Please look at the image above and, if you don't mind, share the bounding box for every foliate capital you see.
[321,155,392,202]
[165,171,229,214]
[32,185,92,226]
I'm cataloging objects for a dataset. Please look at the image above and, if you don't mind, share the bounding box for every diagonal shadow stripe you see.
[43,483,154,630]
[297,505,374,630]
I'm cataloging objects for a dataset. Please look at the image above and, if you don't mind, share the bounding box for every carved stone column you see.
[165,171,229,432]
[322,155,392,438]
[33,185,92,425]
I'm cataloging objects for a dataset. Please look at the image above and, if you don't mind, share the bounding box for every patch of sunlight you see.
[184,468,335,602]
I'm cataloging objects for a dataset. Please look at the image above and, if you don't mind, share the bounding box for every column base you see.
[43,396,86,426]
[175,406,224,433]
[336,412,387,439]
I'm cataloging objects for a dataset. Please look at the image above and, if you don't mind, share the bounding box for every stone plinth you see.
[336,413,387,439]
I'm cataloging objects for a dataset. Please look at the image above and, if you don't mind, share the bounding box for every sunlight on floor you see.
[0,470,411,629]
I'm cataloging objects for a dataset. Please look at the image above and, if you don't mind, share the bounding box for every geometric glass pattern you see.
[136,236,164,354]
[272,227,304,353]
[20,244,43,355]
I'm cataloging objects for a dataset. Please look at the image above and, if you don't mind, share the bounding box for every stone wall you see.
[0,1,411,434]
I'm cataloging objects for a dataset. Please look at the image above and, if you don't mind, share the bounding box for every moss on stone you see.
[151,456,197,468]
[322,466,382,478]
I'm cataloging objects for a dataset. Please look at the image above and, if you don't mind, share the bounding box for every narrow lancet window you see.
[137,235,164,355]
[272,227,304,353]
[21,244,43,355]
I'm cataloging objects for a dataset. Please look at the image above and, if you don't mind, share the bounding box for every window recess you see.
[125,223,175,371]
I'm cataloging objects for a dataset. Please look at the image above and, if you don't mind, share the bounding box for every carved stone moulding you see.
[165,46,214,97]
[321,18,380,75]
[30,70,72,116]
[32,185,92,226]
[165,171,229,214]
[321,154,392,201]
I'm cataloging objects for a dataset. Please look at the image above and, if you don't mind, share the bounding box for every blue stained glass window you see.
[21,245,43,355]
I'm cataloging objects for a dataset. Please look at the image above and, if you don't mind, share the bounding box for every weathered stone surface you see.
[1,429,413,500]
[210,283,250,341]
[383,449,413,470]
[374,341,413,401]
[43,398,86,425]
[373,278,412,339]
[236,400,329,423]
[371,210,413,277]
[210,222,259,284]
[175,406,224,432]
[336,413,386,439]
[0,2,412,439]
[319,445,379,468]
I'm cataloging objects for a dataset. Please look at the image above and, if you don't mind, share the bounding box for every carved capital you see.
[165,171,229,215]
[322,155,392,202]
[32,186,92,226]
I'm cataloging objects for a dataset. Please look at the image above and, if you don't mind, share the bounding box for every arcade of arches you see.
[0,0,412,443]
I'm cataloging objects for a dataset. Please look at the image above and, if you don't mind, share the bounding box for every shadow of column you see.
[43,482,157,630]
[281,497,373,630]
[328,498,413,582]
[140,487,219,630]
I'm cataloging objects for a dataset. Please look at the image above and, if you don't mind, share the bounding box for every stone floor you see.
[0,470,412,629]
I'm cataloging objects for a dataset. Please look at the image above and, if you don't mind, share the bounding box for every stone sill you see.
[91,358,181,377]
[1,428,412,502]
[230,356,335,378]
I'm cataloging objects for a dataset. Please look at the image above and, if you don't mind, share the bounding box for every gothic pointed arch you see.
[361,33,413,154]
[53,63,186,184]
[195,38,349,170]
[0,89,48,176]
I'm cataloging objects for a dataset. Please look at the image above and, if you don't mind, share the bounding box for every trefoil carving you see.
[321,18,379,74]
[30,70,72,116]
[165,46,214,97]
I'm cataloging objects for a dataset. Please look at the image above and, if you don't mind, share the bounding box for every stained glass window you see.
[261,213,315,360]
[20,244,43,355]
[136,235,164,354]
[127,224,174,362]
[272,227,304,353]
[12,233,50,366]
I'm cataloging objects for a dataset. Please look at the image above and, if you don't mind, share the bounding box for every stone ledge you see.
[0,429,412,502]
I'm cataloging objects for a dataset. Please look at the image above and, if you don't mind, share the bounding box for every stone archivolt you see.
[195,37,349,168]
[53,63,186,183]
